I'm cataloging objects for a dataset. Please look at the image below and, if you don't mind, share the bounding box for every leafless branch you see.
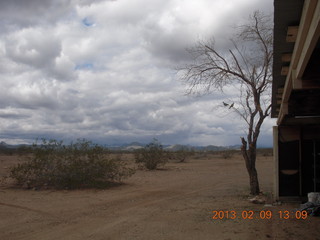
[178,11,273,195]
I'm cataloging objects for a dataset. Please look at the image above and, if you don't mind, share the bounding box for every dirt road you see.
[0,153,319,239]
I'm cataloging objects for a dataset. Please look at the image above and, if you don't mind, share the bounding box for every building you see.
[272,0,320,200]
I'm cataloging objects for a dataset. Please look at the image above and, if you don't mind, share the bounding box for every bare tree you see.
[178,11,272,195]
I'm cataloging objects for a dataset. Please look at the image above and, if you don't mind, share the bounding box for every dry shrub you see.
[168,148,194,163]
[257,148,273,157]
[134,139,167,170]
[221,150,234,159]
[9,139,135,189]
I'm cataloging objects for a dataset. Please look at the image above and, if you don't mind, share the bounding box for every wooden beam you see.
[296,0,320,79]
[276,93,282,99]
[282,117,320,125]
[293,78,303,89]
[281,53,292,63]
[278,126,301,141]
[277,102,288,125]
[281,66,289,76]
[286,26,299,42]
[292,69,303,89]
[273,126,279,201]
[282,71,293,104]
[277,88,284,94]
[300,80,320,88]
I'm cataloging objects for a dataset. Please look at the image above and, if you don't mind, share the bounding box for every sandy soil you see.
[0,153,319,240]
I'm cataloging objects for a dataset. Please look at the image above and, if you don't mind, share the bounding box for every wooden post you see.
[299,127,302,196]
[273,126,279,201]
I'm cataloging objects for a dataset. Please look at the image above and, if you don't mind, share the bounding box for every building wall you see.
[274,125,320,200]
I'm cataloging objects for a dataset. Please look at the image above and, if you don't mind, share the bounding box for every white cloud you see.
[54,53,76,80]
[5,28,61,67]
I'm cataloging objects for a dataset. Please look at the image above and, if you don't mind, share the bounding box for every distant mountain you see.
[88,142,242,152]
[186,144,241,152]
[0,141,8,147]
[165,144,194,151]
[0,140,246,152]
[0,141,29,151]
[0,141,20,149]
[125,142,145,147]
[103,142,145,151]
[123,142,145,150]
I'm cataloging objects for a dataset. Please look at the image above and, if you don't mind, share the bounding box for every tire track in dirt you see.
[0,202,60,219]
[55,184,217,223]
[31,185,220,240]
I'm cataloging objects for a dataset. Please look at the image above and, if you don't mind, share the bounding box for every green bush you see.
[134,139,167,170]
[9,139,135,189]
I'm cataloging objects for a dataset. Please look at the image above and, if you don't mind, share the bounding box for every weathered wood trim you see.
[281,66,289,76]
[299,127,302,196]
[296,0,320,79]
[276,93,282,99]
[286,26,299,42]
[281,53,292,63]
[292,69,303,89]
[277,102,288,125]
[292,0,317,69]
[282,74,292,103]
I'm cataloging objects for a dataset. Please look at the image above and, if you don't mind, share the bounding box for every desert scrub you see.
[167,148,194,163]
[9,139,135,189]
[257,148,273,157]
[134,139,167,170]
[221,150,235,159]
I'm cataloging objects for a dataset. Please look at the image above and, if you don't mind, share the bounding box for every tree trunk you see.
[248,167,260,195]
[241,137,260,195]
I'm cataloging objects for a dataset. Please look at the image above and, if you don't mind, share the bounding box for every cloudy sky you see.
[0,0,275,146]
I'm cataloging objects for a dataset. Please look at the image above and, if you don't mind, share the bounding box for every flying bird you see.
[229,103,234,109]
[223,102,229,107]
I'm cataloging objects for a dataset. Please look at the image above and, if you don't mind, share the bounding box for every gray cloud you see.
[5,29,60,66]
[0,0,73,30]
[0,0,275,146]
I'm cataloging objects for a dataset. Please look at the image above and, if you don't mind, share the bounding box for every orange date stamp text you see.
[211,210,308,220]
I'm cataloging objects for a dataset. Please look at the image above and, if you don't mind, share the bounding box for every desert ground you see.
[0,152,319,240]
